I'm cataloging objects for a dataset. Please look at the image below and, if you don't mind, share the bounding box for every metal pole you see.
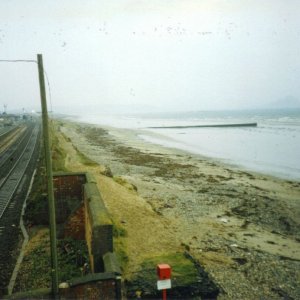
[162,289,167,300]
[37,54,59,297]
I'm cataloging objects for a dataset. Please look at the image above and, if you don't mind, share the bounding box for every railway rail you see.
[0,125,25,154]
[0,126,19,144]
[0,124,33,183]
[0,120,41,295]
[0,123,39,218]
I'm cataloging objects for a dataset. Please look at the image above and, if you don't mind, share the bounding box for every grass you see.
[113,176,138,192]
[113,222,128,238]
[53,123,98,168]
[24,145,49,226]
[73,145,98,166]
[51,128,68,172]
[139,252,198,286]
[113,223,129,271]
[125,252,201,299]
[114,241,129,271]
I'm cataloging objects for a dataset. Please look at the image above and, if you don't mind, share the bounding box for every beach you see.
[56,119,300,299]
[75,109,300,181]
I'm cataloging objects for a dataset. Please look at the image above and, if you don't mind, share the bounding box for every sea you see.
[74,109,300,181]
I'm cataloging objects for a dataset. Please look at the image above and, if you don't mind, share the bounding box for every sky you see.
[0,0,300,114]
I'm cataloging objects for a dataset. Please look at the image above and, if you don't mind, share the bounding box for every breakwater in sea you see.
[148,122,257,129]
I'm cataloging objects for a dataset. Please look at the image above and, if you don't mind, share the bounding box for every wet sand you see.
[58,119,300,299]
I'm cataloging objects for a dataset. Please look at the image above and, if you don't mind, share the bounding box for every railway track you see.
[0,123,39,218]
[0,121,41,295]
[0,125,33,184]
[0,125,25,154]
[0,126,18,141]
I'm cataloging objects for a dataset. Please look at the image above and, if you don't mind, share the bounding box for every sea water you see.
[76,109,300,181]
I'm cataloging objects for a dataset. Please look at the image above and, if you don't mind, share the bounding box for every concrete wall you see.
[83,174,113,273]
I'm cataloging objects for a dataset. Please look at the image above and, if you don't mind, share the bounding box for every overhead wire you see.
[0,59,37,63]
[0,59,53,112]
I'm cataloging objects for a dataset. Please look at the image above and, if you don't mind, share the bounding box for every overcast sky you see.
[0,0,300,114]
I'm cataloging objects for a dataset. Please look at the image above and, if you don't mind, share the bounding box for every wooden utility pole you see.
[37,54,59,297]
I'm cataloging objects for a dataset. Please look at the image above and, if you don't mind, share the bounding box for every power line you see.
[0,59,37,63]
[42,69,53,113]
[0,59,53,112]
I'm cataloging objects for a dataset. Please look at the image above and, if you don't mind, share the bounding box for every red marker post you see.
[157,264,171,300]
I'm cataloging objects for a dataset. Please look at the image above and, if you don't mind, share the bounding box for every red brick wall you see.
[53,174,86,201]
[53,174,86,224]
[64,204,85,240]
[53,173,121,299]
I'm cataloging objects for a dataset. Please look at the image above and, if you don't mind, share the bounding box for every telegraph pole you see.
[37,54,59,297]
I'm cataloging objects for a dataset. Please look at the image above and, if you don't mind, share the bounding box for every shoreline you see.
[57,119,300,299]
[66,116,300,182]
[138,129,300,182]
[96,122,300,182]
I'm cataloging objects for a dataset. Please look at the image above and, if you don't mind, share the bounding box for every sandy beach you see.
[56,119,300,299]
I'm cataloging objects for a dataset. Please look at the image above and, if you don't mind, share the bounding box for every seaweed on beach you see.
[231,196,300,238]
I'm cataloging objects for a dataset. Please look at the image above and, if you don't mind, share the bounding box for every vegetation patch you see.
[73,145,98,166]
[14,229,89,293]
[110,219,129,272]
[57,238,89,281]
[114,240,129,272]
[24,143,48,226]
[25,193,49,226]
[125,252,220,299]
[51,133,68,172]
[113,222,128,238]
[113,176,138,192]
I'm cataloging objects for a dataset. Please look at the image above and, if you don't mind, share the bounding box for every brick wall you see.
[64,204,85,240]
[53,173,86,200]
[53,173,114,273]
[53,172,120,299]
[53,173,86,224]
